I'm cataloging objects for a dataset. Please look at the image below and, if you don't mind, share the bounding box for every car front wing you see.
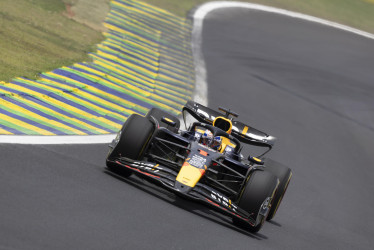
[107,157,257,226]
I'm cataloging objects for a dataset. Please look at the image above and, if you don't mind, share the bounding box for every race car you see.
[106,101,292,233]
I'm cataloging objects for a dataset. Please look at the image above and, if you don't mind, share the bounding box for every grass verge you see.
[0,0,103,82]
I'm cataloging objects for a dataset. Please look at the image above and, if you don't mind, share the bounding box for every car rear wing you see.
[182,101,276,149]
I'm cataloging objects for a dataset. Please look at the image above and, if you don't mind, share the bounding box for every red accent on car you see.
[199,150,208,156]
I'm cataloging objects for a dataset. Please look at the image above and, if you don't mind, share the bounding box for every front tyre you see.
[263,158,292,221]
[106,114,155,177]
[233,170,279,233]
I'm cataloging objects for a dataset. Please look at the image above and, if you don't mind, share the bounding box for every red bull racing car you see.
[106,101,292,233]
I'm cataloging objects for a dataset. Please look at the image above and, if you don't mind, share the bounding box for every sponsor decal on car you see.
[210,190,238,212]
[133,162,159,173]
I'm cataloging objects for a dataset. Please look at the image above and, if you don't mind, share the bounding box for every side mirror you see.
[248,156,264,165]
[161,117,177,127]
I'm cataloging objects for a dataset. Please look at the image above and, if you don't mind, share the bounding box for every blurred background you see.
[1,0,374,83]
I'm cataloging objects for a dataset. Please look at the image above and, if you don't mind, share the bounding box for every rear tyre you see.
[263,159,292,221]
[233,170,278,233]
[146,107,180,132]
[106,114,155,177]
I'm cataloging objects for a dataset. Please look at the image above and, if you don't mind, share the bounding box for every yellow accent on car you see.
[195,128,205,134]
[253,157,262,162]
[152,164,159,171]
[163,117,174,123]
[213,116,232,134]
[242,126,249,135]
[272,172,292,214]
[176,163,205,187]
[220,137,237,153]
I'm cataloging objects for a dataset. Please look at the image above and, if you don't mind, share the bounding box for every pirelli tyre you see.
[106,114,154,177]
[263,158,292,221]
[233,170,279,233]
[146,107,180,132]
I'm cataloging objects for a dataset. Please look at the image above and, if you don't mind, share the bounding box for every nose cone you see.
[174,181,193,193]
[176,163,205,188]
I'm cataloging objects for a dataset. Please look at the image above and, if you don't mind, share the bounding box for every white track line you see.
[2,1,374,144]
[0,134,117,144]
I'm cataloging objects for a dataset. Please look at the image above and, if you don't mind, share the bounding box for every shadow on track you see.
[267,220,282,227]
[104,168,272,240]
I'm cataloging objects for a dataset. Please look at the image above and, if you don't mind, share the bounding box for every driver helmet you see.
[211,136,222,150]
[201,130,213,146]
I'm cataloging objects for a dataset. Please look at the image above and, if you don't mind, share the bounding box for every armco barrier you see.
[0,0,194,135]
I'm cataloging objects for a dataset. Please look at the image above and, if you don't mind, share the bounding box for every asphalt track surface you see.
[1,8,374,250]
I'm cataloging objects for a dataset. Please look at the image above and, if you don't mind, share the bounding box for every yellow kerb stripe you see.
[0,99,86,135]
[5,82,119,131]
[0,128,13,135]
[40,78,133,118]
[47,71,147,112]
[0,88,109,133]
[20,79,125,126]
[0,113,55,135]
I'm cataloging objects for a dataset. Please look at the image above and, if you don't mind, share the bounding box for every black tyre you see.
[146,107,180,132]
[106,114,155,177]
[233,170,279,233]
[263,158,292,221]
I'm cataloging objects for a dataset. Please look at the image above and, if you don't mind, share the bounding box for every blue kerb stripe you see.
[0,107,65,135]
[68,65,152,93]
[112,5,184,33]
[101,42,157,62]
[117,0,183,22]
[0,0,195,136]
[158,47,193,62]
[123,15,188,42]
[110,10,180,33]
[50,68,152,104]
[60,63,185,109]
[41,71,150,114]
[0,91,117,133]
[155,64,193,83]
[2,97,95,135]
[75,64,190,103]
[49,69,154,110]
[0,124,26,135]
[66,92,128,124]
[105,21,159,43]
[105,30,159,50]
[96,48,158,75]
[24,95,116,133]
[88,53,156,81]
[91,53,190,88]
[59,68,180,110]
[2,81,124,124]
[105,17,158,41]
[158,56,193,73]
[80,63,191,100]
[127,12,184,33]
[96,46,158,73]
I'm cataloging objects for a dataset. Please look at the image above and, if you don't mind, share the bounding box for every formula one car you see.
[106,101,292,233]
